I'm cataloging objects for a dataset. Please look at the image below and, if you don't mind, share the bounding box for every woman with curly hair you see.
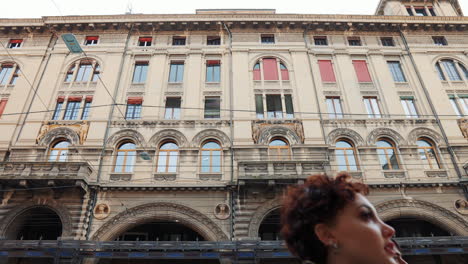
[281,173,401,264]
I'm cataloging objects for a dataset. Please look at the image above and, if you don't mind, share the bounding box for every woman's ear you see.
[314,223,336,246]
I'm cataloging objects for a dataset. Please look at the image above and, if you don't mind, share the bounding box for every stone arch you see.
[63,55,104,73]
[191,129,231,147]
[91,202,228,241]
[408,127,442,145]
[0,202,73,239]
[149,129,188,148]
[376,199,468,236]
[258,126,302,145]
[39,127,80,146]
[327,128,365,147]
[431,55,468,68]
[250,54,292,71]
[106,129,146,148]
[367,128,405,146]
[248,198,283,238]
[0,59,24,70]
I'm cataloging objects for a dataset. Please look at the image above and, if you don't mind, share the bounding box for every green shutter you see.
[399,96,414,100]
[255,95,264,115]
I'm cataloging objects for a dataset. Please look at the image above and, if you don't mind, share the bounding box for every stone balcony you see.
[0,162,93,189]
[238,160,326,182]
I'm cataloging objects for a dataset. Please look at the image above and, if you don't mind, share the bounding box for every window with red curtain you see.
[0,98,8,118]
[352,60,372,82]
[263,58,279,80]
[280,63,289,81]
[318,60,336,82]
[85,36,99,45]
[127,97,143,104]
[67,96,83,102]
[8,39,22,48]
[253,63,261,81]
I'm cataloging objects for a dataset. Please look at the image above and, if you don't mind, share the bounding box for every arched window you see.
[435,59,467,82]
[157,142,179,173]
[376,139,400,170]
[268,138,291,160]
[417,138,441,169]
[253,58,289,81]
[65,59,100,83]
[0,62,19,86]
[48,141,70,162]
[335,140,359,171]
[114,142,136,173]
[200,141,222,173]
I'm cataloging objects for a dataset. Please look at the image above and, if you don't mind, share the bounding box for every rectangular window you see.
[314,36,328,46]
[63,99,81,120]
[266,95,283,119]
[326,97,343,118]
[126,97,143,119]
[204,97,221,119]
[449,95,468,117]
[138,37,152,47]
[81,96,92,120]
[206,60,221,83]
[414,7,427,16]
[84,36,99,45]
[348,37,362,46]
[400,97,418,118]
[441,60,461,81]
[387,61,407,82]
[52,97,65,120]
[0,98,8,118]
[172,36,186,46]
[353,60,372,82]
[75,64,93,82]
[261,34,275,44]
[318,60,336,82]
[263,58,279,80]
[285,95,294,118]
[381,37,395,47]
[255,94,264,119]
[169,62,184,83]
[164,97,181,119]
[132,62,149,83]
[363,97,381,118]
[0,65,13,85]
[207,36,221,45]
[433,36,447,46]
[8,39,22,48]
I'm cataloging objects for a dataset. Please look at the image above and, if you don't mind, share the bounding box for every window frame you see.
[436,59,467,83]
[84,36,99,46]
[363,96,382,118]
[326,96,344,118]
[335,139,359,171]
[313,36,328,46]
[253,58,289,82]
[261,34,275,44]
[417,138,442,170]
[169,61,185,83]
[400,97,419,118]
[0,63,19,86]
[387,61,407,83]
[347,37,362,46]
[207,36,221,45]
[200,141,222,173]
[132,61,149,84]
[172,36,186,46]
[48,140,70,162]
[204,96,221,119]
[64,59,100,84]
[433,36,448,46]
[113,142,137,173]
[380,37,395,47]
[268,138,291,161]
[376,139,401,170]
[63,100,81,120]
[156,141,179,173]
[125,98,143,120]
[206,60,221,83]
[8,39,23,49]
[164,97,181,119]
[138,37,153,47]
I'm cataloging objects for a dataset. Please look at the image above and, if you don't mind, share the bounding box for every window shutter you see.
[318,60,336,82]
[57,96,66,103]
[127,97,143,104]
[280,65,289,81]
[263,59,279,80]
[400,96,414,100]
[86,36,99,41]
[253,66,261,80]
[255,95,264,116]
[68,96,82,102]
[207,60,220,65]
[9,39,23,44]
[285,95,294,117]
[352,60,372,82]
[139,37,152,42]
[0,98,8,117]
[85,96,93,102]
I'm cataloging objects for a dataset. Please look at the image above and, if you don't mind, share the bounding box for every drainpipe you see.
[85,24,134,240]
[399,29,466,199]
[222,22,235,242]
[303,24,329,169]
[14,32,57,144]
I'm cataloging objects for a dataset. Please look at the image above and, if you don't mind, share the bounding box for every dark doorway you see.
[259,209,281,240]
[6,207,62,240]
[115,221,205,241]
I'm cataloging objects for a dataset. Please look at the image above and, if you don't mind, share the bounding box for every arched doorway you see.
[258,208,281,240]
[5,207,63,240]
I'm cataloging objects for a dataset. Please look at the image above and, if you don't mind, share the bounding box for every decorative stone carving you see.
[458,118,468,139]
[106,129,146,147]
[149,129,188,147]
[37,121,87,145]
[92,202,228,241]
[199,173,222,181]
[252,120,304,144]
[191,129,231,147]
[94,203,110,220]
[383,170,406,178]
[454,199,468,215]
[109,173,132,181]
[367,128,405,145]
[248,199,282,238]
[327,128,365,146]
[425,170,448,178]
[214,203,230,220]
[376,199,468,236]
[153,173,177,181]
[407,127,442,144]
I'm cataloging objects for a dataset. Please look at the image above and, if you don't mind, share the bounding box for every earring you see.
[330,241,340,254]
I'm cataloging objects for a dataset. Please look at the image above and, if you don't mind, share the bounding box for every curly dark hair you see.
[280,173,368,264]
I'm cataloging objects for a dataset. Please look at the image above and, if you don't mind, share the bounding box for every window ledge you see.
[425,169,447,178]
[153,173,177,181]
[110,173,133,181]
[383,170,406,178]
[198,173,222,181]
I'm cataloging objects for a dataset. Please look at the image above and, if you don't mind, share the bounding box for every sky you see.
[1,0,465,18]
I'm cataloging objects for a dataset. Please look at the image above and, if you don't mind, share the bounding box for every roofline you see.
[375,0,464,16]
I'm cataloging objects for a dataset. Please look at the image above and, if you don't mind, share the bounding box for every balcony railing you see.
[238,160,326,180]
[0,162,92,183]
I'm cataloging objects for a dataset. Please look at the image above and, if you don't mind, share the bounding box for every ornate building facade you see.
[0,0,467,263]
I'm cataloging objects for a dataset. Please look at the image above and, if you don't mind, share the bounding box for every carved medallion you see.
[214,203,230,220]
[94,203,111,220]
[454,199,468,215]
